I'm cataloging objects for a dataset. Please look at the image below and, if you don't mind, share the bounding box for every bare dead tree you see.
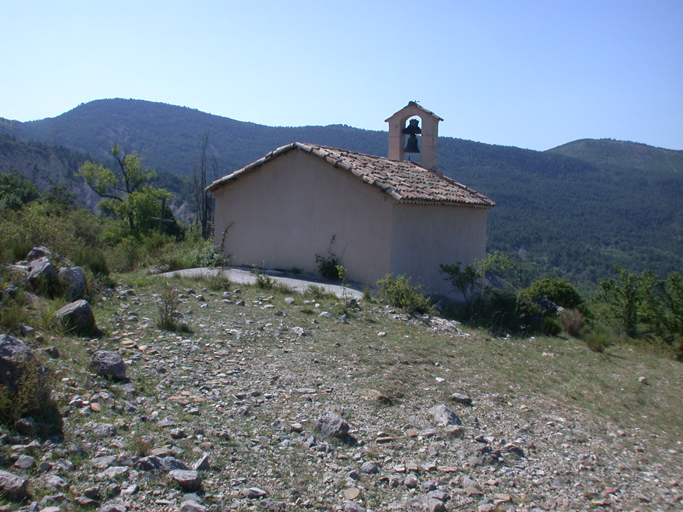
[192,131,216,239]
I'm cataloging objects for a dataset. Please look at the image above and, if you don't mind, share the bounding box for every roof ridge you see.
[208,142,495,208]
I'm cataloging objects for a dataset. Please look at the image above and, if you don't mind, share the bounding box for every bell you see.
[402,118,421,154]
[404,133,420,153]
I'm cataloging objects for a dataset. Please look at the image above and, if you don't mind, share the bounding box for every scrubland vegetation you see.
[2,168,681,362]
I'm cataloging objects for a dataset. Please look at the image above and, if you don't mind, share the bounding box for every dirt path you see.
[158,266,365,299]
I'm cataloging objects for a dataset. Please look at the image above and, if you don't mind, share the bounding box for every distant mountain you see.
[1,98,681,288]
[6,99,387,179]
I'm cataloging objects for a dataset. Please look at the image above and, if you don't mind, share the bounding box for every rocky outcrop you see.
[27,256,58,296]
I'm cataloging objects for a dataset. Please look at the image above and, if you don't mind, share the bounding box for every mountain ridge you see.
[1,98,681,288]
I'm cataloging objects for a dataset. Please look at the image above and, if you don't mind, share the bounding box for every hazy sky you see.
[2,0,681,151]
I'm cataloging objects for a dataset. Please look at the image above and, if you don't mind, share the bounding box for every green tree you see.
[650,271,683,343]
[440,251,512,307]
[77,144,170,237]
[594,267,683,345]
[594,266,642,337]
[0,173,40,210]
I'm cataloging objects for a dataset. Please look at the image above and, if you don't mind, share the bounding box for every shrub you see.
[305,285,330,301]
[376,274,434,315]
[71,247,110,276]
[252,268,274,289]
[0,289,29,334]
[0,360,62,437]
[542,316,562,336]
[559,308,584,337]
[156,284,188,332]
[519,278,583,309]
[440,252,512,308]
[200,272,232,292]
[469,287,522,334]
[316,235,342,280]
[108,237,142,273]
[0,237,33,265]
[585,323,613,353]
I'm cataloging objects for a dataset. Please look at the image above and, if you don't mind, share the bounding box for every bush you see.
[0,360,62,437]
[519,278,583,309]
[156,284,189,332]
[376,274,434,315]
[559,308,584,336]
[316,235,342,280]
[71,247,110,276]
[440,252,512,307]
[108,237,142,273]
[0,237,33,265]
[542,316,562,336]
[469,287,522,334]
[585,323,613,353]
[0,288,29,334]
[252,268,274,289]
[305,285,330,301]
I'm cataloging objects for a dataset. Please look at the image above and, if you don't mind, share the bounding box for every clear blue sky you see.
[2,0,681,151]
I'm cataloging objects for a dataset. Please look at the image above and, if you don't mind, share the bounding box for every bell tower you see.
[385,102,443,172]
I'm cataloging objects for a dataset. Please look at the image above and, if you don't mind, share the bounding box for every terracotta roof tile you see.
[208,142,495,208]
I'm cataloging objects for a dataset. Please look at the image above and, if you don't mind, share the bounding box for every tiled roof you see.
[207,142,495,208]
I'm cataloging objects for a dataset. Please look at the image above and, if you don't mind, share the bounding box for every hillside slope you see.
[0,133,193,210]
[548,138,683,174]
[1,269,681,510]
[1,99,681,286]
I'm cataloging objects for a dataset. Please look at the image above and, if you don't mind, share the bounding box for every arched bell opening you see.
[402,116,422,163]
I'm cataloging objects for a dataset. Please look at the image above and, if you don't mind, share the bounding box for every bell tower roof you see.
[386,102,442,172]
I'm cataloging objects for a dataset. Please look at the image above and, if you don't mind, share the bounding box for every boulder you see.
[91,351,126,380]
[316,411,350,438]
[55,299,97,334]
[14,417,37,437]
[428,404,461,426]
[58,267,87,301]
[168,469,201,491]
[450,392,473,406]
[26,246,52,262]
[28,256,58,296]
[180,501,207,512]
[0,469,28,501]
[0,334,43,392]
[134,455,188,471]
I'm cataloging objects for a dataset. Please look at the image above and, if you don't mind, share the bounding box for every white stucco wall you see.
[389,204,488,296]
[212,149,394,285]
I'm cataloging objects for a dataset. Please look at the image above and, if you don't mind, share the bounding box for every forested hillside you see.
[0,133,193,210]
[1,98,681,290]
